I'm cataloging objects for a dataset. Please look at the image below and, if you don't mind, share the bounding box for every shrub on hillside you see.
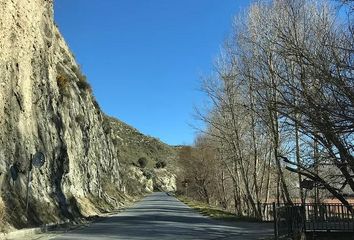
[143,169,153,180]
[155,160,167,169]
[71,65,87,83]
[93,99,101,112]
[77,80,92,93]
[56,75,69,92]
[75,114,85,124]
[112,137,119,146]
[138,157,148,168]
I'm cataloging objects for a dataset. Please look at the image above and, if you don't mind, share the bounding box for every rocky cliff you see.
[104,116,176,166]
[0,0,176,230]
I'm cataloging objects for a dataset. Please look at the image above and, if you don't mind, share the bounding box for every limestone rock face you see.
[0,0,177,229]
[153,169,177,193]
[0,0,177,228]
[123,166,154,194]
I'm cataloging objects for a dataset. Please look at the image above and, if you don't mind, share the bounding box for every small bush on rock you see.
[138,157,148,168]
[77,80,92,93]
[56,75,69,92]
[143,169,153,180]
[71,65,87,82]
[75,114,85,124]
[155,160,167,169]
[93,99,101,112]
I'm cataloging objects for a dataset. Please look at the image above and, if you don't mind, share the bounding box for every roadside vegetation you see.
[178,195,259,222]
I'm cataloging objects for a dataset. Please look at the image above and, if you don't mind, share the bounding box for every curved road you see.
[51,192,273,240]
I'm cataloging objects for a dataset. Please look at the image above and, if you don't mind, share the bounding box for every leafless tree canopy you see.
[177,0,354,216]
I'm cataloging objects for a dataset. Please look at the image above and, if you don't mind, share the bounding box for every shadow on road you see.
[53,192,273,240]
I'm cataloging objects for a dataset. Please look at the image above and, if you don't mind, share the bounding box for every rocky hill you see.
[104,116,177,195]
[0,0,176,231]
[104,116,176,166]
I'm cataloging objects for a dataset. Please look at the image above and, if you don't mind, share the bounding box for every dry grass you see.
[56,75,69,92]
[178,196,260,222]
[73,65,92,93]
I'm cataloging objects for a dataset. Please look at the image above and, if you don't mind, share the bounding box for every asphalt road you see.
[50,192,273,240]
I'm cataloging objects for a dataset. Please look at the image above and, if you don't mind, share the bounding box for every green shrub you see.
[138,157,148,168]
[69,65,89,94]
[93,99,101,112]
[143,170,153,179]
[75,114,85,124]
[103,121,111,134]
[155,160,167,169]
[112,137,119,145]
[71,65,86,80]
[70,65,92,93]
[77,80,92,93]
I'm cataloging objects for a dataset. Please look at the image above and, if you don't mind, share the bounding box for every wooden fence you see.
[264,203,354,239]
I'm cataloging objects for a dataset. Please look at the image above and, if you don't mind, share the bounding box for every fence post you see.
[302,204,306,237]
[273,202,278,240]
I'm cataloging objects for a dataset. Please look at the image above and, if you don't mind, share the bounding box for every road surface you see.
[47,192,273,240]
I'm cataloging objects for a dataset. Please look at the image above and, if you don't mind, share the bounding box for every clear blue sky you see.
[54,0,250,146]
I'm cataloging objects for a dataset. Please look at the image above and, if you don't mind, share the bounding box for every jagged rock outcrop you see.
[0,0,176,229]
[153,169,177,192]
[124,166,154,193]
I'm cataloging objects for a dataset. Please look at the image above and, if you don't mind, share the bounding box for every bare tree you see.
[181,0,353,217]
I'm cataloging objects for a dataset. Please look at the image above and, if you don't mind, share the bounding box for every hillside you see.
[104,116,178,195]
[104,116,176,167]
